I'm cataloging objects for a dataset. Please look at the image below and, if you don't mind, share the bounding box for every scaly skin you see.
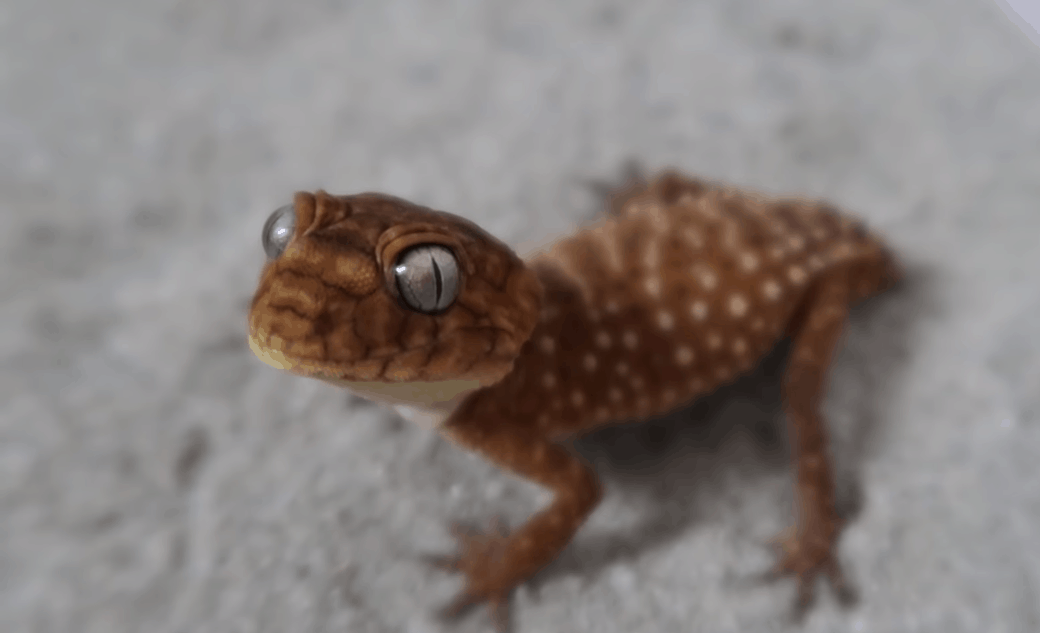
[247,171,901,630]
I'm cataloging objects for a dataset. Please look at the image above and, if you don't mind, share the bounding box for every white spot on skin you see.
[539,336,556,354]
[728,293,749,318]
[692,263,718,291]
[733,338,748,356]
[615,362,630,376]
[588,309,601,322]
[608,387,623,402]
[596,331,612,349]
[696,197,720,220]
[583,354,598,371]
[675,346,695,366]
[644,276,662,298]
[542,373,557,389]
[630,375,644,390]
[769,245,786,261]
[807,254,825,271]
[605,300,620,314]
[571,391,585,407]
[788,235,805,251]
[812,227,829,241]
[788,265,808,285]
[595,407,610,421]
[722,221,741,250]
[740,251,759,272]
[623,331,639,350]
[751,317,765,332]
[646,205,671,234]
[689,377,705,391]
[762,279,782,302]
[657,310,675,331]
[715,366,732,381]
[537,413,550,428]
[707,332,723,350]
[690,300,709,321]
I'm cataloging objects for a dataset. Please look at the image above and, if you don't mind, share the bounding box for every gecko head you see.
[247,191,543,387]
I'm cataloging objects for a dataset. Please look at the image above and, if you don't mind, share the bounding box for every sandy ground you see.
[2,1,1039,632]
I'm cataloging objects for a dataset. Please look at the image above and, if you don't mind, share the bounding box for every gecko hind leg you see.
[768,265,859,619]
[579,158,648,218]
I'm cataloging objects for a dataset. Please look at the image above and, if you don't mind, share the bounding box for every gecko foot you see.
[425,516,517,632]
[764,522,857,620]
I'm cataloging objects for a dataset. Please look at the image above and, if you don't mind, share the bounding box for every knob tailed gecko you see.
[247,169,901,630]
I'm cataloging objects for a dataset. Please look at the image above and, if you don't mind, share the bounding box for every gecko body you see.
[248,171,901,629]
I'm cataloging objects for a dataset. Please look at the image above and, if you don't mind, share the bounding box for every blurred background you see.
[2,1,1039,632]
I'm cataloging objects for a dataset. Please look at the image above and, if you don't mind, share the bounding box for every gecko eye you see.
[261,204,296,259]
[394,244,460,314]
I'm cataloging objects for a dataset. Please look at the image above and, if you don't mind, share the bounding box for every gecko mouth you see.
[247,333,298,372]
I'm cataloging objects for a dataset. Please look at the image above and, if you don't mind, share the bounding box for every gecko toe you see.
[429,516,518,630]
[762,524,851,616]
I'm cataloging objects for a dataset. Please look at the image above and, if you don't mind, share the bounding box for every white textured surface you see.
[2,1,1039,632]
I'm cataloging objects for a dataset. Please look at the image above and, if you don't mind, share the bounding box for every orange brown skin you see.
[248,171,901,630]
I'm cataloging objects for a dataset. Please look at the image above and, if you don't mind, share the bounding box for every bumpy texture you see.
[249,191,543,386]
[247,171,901,631]
[479,171,900,434]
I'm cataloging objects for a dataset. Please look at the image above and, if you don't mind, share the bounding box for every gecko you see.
[247,169,901,630]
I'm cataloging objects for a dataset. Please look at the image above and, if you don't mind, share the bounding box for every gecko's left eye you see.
[261,204,296,259]
[394,244,460,314]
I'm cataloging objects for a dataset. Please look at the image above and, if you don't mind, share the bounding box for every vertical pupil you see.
[430,252,443,304]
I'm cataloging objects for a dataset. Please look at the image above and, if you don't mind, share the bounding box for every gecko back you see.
[468,171,901,437]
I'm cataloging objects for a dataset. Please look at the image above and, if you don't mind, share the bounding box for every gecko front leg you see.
[431,403,603,631]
